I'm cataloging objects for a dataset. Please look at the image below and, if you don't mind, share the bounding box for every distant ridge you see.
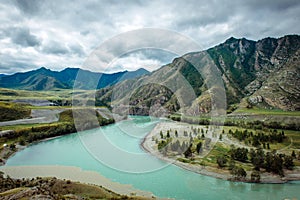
[0,67,149,90]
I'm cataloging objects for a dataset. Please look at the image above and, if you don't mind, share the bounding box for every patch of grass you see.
[0,88,96,101]
[285,130,300,149]
[170,111,300,131]
[0,176,149,200]
[58,109,115,127]
[0,123,58,131]
[0,101,31,122]
[294,160,300,167]
[269,142,288,150]
[0,187,28,197]
[51,180,119,199]
[205,142,230,164]
[234,108,300,116]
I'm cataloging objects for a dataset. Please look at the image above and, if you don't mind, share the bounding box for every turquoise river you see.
[3,116,300,200]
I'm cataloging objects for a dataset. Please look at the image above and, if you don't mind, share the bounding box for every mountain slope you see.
[249,49,300,110]
[0,67,149,90]
[96,35,300,115]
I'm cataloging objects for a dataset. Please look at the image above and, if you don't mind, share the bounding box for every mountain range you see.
[0,67,149,90]
[1,35,299,113]
[95,35,300,114]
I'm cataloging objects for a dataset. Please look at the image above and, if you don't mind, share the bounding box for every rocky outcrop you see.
[248,95,263,105]
[251,49,300,111]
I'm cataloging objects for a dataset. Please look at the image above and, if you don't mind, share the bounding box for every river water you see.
[4,116,300,200]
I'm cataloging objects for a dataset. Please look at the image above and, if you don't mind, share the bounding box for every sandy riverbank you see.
[0,165,155,198]
[0,124,155,198]
[0,132,156,198]
[141,122,300,184]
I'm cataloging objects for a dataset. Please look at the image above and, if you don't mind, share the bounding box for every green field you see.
[0,88,97,101]
[234,107,300,116]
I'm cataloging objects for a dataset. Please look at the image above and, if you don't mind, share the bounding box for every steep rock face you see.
[208,37,256,97]
[247,35,300,94]
[97,35,300,114]
[206,35,300,111]
[251,50,300,111]
[208,35,300,96]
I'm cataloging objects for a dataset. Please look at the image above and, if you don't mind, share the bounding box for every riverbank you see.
[0,134,67,166]
[0,139,31,166]
[0,116,158,199]
[0,165,155,198]
[0,107,120,166]
[141,122,300,184]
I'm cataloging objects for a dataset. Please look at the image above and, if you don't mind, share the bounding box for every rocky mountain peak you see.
[103,34,300,115]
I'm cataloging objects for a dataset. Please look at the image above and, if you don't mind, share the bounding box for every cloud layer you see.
[0,0,299,74]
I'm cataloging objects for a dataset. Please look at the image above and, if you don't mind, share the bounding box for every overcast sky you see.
[0,0,299,74]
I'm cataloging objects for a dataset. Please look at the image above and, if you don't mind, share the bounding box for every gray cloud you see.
[242,0,300,11]
[0,0,299,74]
[173,1,236,29]
[13,0,42,15]
[121,49,177,64]
[41,41,85,56]
[42,40,69,55]
[0,61,34,74]
[5,27,40,47]
[68,43,86,56]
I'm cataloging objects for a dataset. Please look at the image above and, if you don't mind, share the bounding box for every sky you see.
[0,0,299,74]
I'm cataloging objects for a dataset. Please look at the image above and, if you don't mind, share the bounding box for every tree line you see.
[220,146,295,177]
[228,128,286,148]
[169,115,300,131]
[1,109,115,148]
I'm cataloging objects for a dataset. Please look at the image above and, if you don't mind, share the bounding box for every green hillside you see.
[96,35,300,115]
[0,102,31,122]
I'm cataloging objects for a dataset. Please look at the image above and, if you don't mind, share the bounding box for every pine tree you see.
[166,130,170,138]
[231,166,247,180]
[291,150,296,158]
[196,141,202,154]
[283,155,294,170]
[174,140,181,153]
[217,155,227,168]
[184,144,193,158]
[201,133,205,139]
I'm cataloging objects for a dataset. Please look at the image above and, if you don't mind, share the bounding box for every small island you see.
[142,118,300,183]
